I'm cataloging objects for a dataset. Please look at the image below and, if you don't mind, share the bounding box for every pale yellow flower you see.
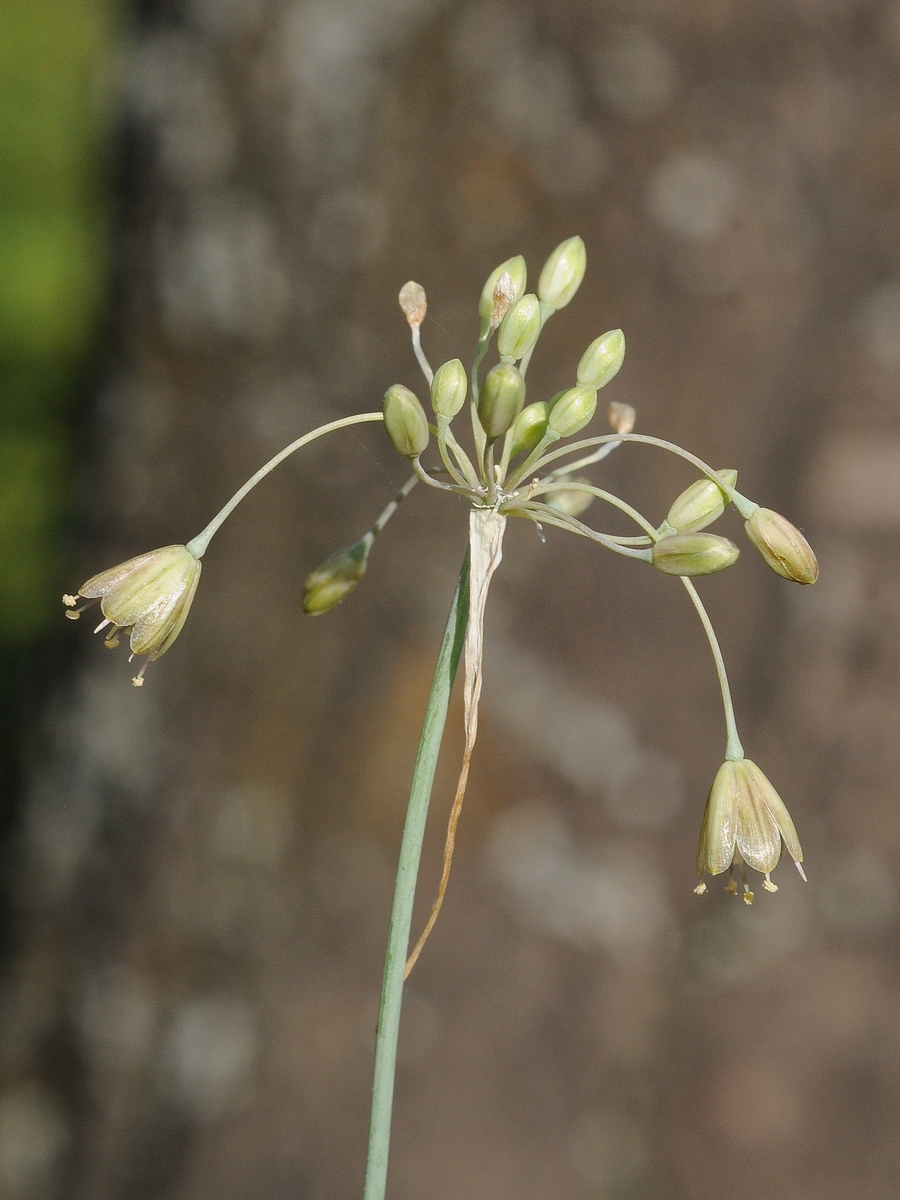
[64,545,201,685]
[695,757,805,904]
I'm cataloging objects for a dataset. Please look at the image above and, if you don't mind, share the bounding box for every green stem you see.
[411,326,433,386]
[507,501,653,561]
[469,330,491,464]
[541,440,622,480]
[438,418,480,491]
[680,577,744,761]
[525,433,751,513]
[526,481,654,541]
[503,428,560,491]
[410,456,470,496]
[370,475,420,538]
[186,412,384,558]
[363,550,471,1200]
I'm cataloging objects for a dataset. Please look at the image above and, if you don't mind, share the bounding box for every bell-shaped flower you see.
[695,757,805,903]
[64,544,201,685]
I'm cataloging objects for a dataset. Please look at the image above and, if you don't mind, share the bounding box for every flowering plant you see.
[65,237,817,1200]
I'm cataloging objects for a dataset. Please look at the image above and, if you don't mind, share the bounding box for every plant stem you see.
[186,412,384,558]
[525,433,748,510]
[363,549,471,1200]
[506,501,653,561]
[680,577,744,761]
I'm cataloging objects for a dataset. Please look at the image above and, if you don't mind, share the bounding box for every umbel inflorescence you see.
[65,237,817,912]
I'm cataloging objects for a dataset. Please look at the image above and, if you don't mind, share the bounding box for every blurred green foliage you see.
[0,0,116,642]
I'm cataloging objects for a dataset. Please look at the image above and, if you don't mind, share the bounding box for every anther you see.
[63,596,97,620]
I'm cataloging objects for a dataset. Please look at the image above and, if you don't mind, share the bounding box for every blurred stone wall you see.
[4,1,900,1198]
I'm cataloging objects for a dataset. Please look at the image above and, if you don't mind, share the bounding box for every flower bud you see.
[478,362,526,441]
[608,400,636,434]
[538,235,586,310]
[696,758,804,900]
[547,385,597,438]
[383,384,429,458]
[303,539,370,615]
[577,329,625,388]
[478,256,527,324]
[430,358,468,419]
[398,280,426,327]
[666,469,738,534]
[545,480,594,518]
[651,532,739,576]
[509,401,549,459]
[744,508,818,584]
[497,293,542,361]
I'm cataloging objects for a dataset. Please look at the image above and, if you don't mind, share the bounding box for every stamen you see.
[693,881,707,895]
[104,631,121,649]
[132,661,149,687]
[740,862,754,902]
[63,597,97,620]
[762,874,778,893]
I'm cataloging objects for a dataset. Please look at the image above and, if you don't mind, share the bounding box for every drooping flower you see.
[63,544,201,685]
[695,757,805,903]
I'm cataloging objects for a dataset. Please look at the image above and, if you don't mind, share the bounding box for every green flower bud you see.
[696,758,804,902]
[576,329,626,388]
[478,363,526,441]
[545,480,594,518]
[430,358,468,419]
[497,293,542,360]
[478,256,527,324]
[538,235,586,310]
[651,532,739,576]
[744,508,818,584]
[509,401,549,459]
[303,539,370,615]
[383,384,429,458]
[666,469,738,534]
[547,385,597,438]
